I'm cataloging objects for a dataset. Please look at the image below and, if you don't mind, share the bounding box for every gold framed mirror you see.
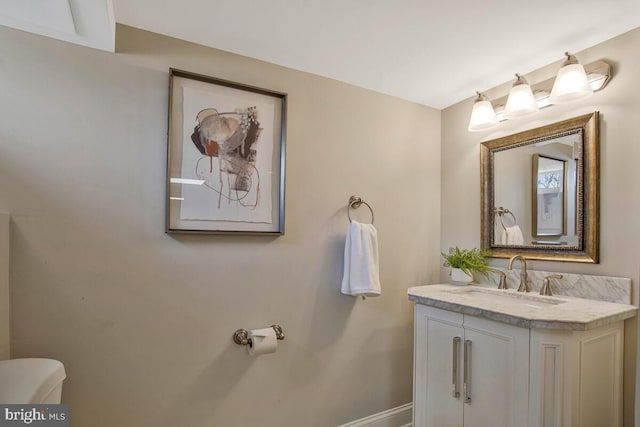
[480,112,599,263]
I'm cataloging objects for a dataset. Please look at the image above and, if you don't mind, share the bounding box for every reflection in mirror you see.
[532,154,569,240]
[494,136,577,244]
[481,112,599,263]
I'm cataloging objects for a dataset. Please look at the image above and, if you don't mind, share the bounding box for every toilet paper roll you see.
[247,328,277,356]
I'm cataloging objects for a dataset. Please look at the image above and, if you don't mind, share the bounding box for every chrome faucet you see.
[540,274,563,296]
[488,269,508,290]
[507,255,529,292]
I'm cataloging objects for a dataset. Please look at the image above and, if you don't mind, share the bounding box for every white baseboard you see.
[337,402,412,427]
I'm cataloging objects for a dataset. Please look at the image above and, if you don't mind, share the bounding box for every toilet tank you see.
[0,358,66,404]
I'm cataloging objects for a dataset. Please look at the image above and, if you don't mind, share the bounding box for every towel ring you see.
[347,195,375,224]
[494,206,517,231]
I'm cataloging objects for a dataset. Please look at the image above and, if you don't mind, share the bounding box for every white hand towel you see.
[505,225,524,245]
[499,229,508,245]
[341,221,381,297]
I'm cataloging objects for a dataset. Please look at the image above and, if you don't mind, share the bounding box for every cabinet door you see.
[530,323,624,427]
[462,315,530,427]
[414,305,464,427]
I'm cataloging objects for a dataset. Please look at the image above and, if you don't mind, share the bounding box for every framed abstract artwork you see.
[166,69,286,235]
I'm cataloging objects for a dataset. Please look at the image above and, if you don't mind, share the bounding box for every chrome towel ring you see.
[347,195,375,224]
[494,206,517,231]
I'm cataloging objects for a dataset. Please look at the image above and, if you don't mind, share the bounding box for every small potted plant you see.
[441,246,490,284]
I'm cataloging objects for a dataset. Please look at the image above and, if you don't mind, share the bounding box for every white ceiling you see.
[3,1,639,109]
[0,0,115,51]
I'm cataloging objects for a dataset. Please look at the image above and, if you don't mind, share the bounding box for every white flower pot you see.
[450,268,473,285]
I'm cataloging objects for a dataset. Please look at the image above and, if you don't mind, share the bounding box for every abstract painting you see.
[166,70,286,234]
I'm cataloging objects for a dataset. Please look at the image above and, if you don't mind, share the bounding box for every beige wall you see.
[0,25,441,426]
[441,28,640,426]
[0,212,8,360]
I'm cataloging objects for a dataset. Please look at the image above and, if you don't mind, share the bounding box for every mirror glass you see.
[532,154,570,240]
[481,113,599,263]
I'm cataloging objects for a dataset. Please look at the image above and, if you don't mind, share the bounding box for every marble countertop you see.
[408,284,637,331]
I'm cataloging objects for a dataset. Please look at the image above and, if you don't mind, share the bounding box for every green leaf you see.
[441,246,490,277]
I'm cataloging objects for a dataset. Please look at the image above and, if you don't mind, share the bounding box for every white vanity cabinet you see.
[411,289,630,427]
[413,304,530,427]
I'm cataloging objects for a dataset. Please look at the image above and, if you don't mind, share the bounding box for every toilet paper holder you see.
[233,325,285,346]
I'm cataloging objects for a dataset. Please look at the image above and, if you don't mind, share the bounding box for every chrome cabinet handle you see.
[463,340,472,403]
[452,337,461,398]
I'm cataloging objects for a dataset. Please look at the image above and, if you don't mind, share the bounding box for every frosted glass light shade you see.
[504,76,538,119]
[549,63,593,104]
[468,95,498,132]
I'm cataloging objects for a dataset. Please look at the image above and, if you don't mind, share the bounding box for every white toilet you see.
[0,358,66,403]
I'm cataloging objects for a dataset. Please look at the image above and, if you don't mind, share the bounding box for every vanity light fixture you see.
[503,74,539,119]
[467,58,612,132]
[549,52,593,104]
[468,92,499,132]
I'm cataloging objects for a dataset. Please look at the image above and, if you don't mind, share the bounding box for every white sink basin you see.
[446,287,567,310]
